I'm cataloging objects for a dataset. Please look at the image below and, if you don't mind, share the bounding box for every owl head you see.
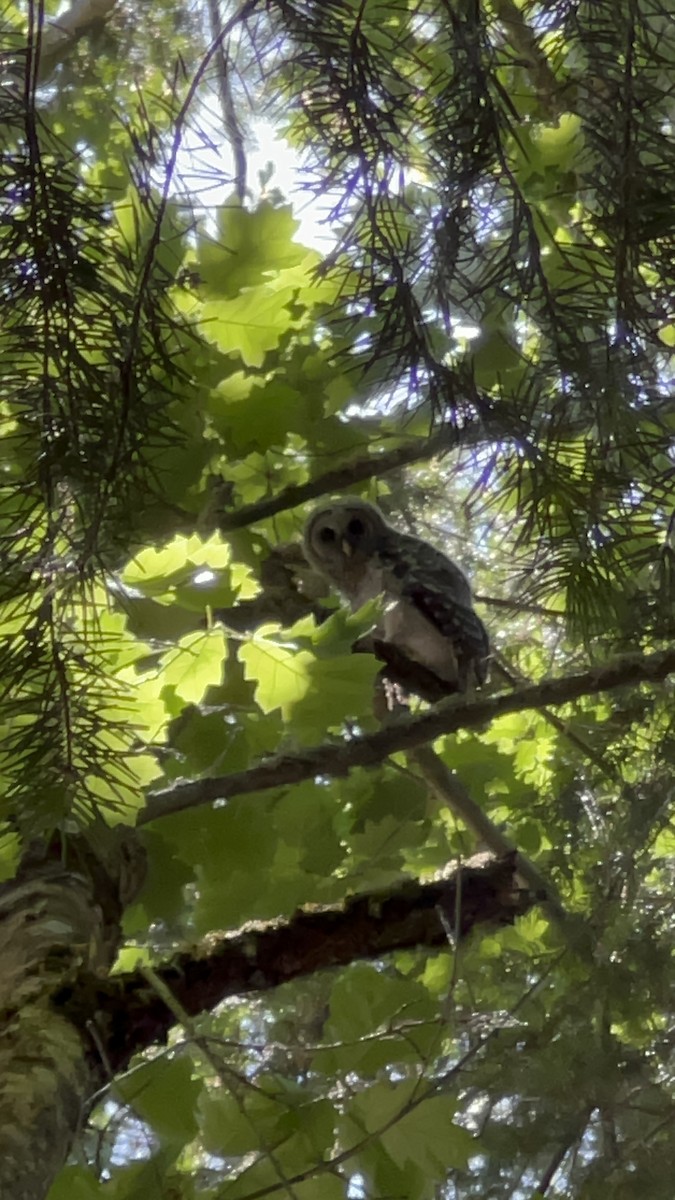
[303,498,389,577]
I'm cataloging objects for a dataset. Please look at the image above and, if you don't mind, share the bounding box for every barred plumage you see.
[303,498,489,693]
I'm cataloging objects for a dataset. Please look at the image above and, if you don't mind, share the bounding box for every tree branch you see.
[408,746,569,926]
[141,647,675,825]
[475,594,566,620]
[491,0,564,117]
[75,855,532,1073]
[214,424,478,532]
[207,0,247,202]
[491,656,620,782]
[36,0,117,77]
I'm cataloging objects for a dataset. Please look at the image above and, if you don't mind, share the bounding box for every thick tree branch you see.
[142,647,675,825]
[0,825,143,1199]
[73,855,532,1073]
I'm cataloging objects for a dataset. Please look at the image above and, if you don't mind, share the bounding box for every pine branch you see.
[142,647,675,825]
[475,595,566,620]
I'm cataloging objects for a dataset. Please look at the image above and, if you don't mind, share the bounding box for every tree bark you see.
[76,854,532,1074]
[0,830,144,1200]
[143,646,675,824]
[0,835,529,1196]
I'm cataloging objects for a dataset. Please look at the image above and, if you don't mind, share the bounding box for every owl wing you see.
[379,532,490,685]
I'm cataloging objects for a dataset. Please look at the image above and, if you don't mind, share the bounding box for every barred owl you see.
[303,498,489,693]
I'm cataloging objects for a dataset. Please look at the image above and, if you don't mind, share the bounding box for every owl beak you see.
[341,539,354,557]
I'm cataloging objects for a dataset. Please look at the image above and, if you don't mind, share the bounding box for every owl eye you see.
[319,527,336,543]
[346,517,365,537]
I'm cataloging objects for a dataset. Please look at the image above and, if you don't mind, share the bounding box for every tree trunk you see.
[0,830,144,1200]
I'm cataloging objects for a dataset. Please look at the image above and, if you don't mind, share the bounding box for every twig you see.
[535,1112,592,1196]
[82,0,262,557]
[475,594,565,619]
[35,0,117,77]
[139,965,301,1200]
[491,0,564,117]
[492,655,619,783]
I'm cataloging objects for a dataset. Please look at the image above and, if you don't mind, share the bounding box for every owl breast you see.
[382,598,460,684]
[342,561,385,610]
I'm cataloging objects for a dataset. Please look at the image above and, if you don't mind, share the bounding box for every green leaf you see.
[200,1089,285,1155]
[202,285,302,367]
[209,375,313,453]
[159,628,227,704]
[384,1094,473,1174]
[472,322,523,390]
[420,953,453,995]
[239,630,314,716]
[274,1179,347,1200]
[342,1080,472,1177]
[532,113,585,169]
[0,826,20,883]
[282,1097,337,1159]
[290,653,381,738]
[116,1056,201,1147]
[274,781,345,876]
[307,598,383,656]
[215,1161,347,1200]
[516,818,542,856]
[348,771,429,826]
[163,798,278,873]
[104,1154,180,1200]
[159,799,282,929]
[320,964,437,1072]
[199,202,307,299]
[127,829,195,928]
[85,749,163,823]
[47,1167,103,1200]
[123,534,231,599]
[347,813,427,871]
